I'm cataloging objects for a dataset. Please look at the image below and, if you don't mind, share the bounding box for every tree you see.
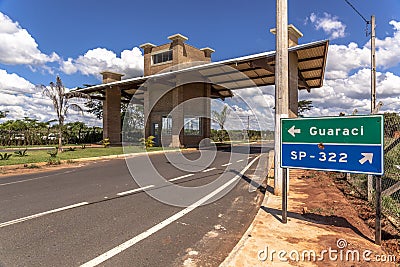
[85,100,144,132]
[85,99,103,119]
[298,100,313,117]
[212,104,230,130]
[38,76,90,152]
[123,105,144,130]
[0,111,9,119]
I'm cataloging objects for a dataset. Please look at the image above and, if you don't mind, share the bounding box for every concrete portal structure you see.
[76,28,328,147]
[139,34,215,147]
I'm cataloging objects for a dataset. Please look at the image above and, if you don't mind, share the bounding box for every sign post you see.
[282,168,288,223]
[376,174,382,245]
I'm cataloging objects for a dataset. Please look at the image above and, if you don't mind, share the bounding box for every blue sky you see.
[0,0,399,127]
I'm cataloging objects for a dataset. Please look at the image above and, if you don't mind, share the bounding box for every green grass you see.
[0,146,168,166]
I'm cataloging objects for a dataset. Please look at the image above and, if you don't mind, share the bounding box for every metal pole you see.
[274,0,289,196]
[375,175,382,245]
[368,15,376,204]
[282,168,288,223]
[371,15,376,112]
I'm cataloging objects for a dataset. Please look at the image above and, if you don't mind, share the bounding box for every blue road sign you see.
[281,143,383,175]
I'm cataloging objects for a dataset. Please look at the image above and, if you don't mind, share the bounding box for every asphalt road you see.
[0,143,272,267]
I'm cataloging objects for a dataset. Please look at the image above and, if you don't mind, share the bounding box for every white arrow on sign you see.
[359,153,373,164]
[288,125,301,137]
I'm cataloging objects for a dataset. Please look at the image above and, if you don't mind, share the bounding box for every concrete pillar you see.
[288,51,299,118]
[203,83,211,146]
[200,47,215,63]
[270,25,302,118]
[169,34,188,67]
[288,25,303,48]
[270,24,303,196]
[270,5,289,196]
[171,86,184,147]
[143,86,151,140]
[101,71,123,144]
[139,43,156,76]
[288,25,302,118]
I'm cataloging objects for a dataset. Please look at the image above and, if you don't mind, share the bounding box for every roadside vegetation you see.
[0,146,168,166]
[0,119,103,147]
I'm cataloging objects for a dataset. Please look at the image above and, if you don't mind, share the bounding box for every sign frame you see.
[280,115,384,175]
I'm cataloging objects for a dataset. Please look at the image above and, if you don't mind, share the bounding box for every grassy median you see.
[0,146,167,166]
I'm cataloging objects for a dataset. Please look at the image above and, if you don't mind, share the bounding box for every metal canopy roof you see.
[75,39,329,103]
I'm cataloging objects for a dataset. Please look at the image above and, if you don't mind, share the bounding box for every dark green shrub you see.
[47,149,58,158]
[139,136,155,148]
[47,157,61,165]
[14,148,28,157]
[0,153,12,160]
[102,138,110,148]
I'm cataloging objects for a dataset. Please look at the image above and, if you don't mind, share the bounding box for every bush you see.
[102,138,110,148]
[140,136,155,148]
[210,130,230,142]
[14,148,28,157]
[47,157,61,165]
[0,153,12,160]
[47,149,58,158]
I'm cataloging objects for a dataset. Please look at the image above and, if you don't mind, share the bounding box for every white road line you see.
[0,202,89,228]
[202,167,216,173]
[116,185,155,196]
[0,170,75,187]
[169,174,194,182]
[236,159,244,162]
[221,163,232,167]
[80,155,261,267]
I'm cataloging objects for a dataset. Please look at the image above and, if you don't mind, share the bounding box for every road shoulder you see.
[220,169,396,266]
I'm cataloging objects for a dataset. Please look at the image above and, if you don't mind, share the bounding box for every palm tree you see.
[212,104,231,142]
[212,104,230,130]
[38,76,90,152]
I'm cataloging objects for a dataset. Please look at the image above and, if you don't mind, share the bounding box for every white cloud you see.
[309,12,346,39]
[316,18,400,80]
[0,70,101,126]
[373,20,400,69]
[61,47,144,79]
[220,86,275,130]
[325,42,370,79]
[0,69,35,94]
[0,12,59,65]
[299,67,400,117]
